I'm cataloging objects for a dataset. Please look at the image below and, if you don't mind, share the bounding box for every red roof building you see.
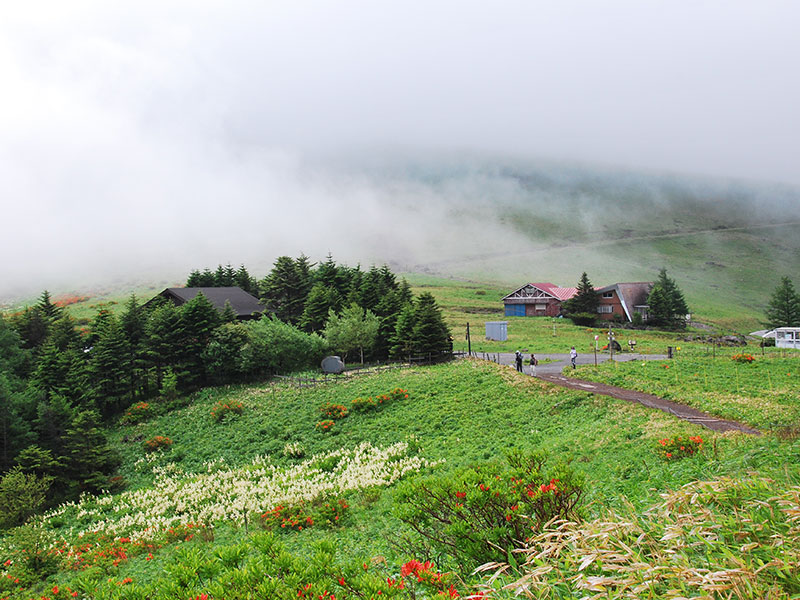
[502,281,654,321]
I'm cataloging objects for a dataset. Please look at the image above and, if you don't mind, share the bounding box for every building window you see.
[597,306,613,313]
[535,304,547,311]
[602,291,614,298]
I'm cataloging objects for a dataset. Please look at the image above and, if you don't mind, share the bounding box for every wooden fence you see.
[273,352,465,389]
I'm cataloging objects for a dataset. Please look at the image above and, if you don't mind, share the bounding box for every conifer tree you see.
[235,264,258,295]
[13,306,50,351]
[647,268,689,328]
[390,303,416,360]
[765,276,800,328]
[186,269,202,287]
[562,272,599,317]
[89,317,130,415]
[411,293,451,356]
[36,290,63,322]
[59,409,120,496]
[261,256,310,324]
[120,295,148,399]
[198,268,216,286]
[220,300,238,323]
[145,304,184,391]
[299,283,341,332]
[179,292,220,388]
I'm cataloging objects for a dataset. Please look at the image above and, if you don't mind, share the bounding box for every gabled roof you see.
[152,287,266,318]
[595,282,653,321]
[502,283,578,302]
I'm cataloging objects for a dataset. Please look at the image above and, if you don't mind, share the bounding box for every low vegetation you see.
[572,349,800,430]
[0,356,798,598]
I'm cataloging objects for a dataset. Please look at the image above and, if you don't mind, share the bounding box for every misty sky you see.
[2,1,799,295]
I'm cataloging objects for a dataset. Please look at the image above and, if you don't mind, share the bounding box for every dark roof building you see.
[146,287,266,320]
[594,282,654,322]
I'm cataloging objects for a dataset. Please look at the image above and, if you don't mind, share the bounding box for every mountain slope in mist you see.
[366,159,800,328]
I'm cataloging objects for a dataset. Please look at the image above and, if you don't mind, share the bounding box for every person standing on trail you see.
[515,350,523,372]
[529,353,538,376]
[569,346,578,369]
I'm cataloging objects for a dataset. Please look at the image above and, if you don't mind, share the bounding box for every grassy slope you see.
[5,358,799,597]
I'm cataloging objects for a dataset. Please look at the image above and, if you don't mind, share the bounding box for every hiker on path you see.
[515,350,523,372]
[529,353,538,376]
[569,346,578,369]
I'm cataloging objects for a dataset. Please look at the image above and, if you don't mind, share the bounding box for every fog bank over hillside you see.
[2,153,799,301]
[2,2,800,300]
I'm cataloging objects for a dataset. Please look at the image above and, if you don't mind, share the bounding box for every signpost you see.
[594,335,599,366]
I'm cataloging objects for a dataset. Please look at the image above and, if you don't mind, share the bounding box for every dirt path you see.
[537,372,761,434]
[488,352,761,435]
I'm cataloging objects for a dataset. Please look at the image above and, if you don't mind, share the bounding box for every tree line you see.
[0,256,451,525]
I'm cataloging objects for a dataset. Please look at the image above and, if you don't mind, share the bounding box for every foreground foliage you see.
[491,476,800,599]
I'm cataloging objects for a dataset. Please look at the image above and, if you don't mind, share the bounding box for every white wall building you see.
[775,327,800,349]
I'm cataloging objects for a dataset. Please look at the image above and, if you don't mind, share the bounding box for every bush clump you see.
[143,436,173,452]
[120,401,154,425]
[731,353,755,363]
[657,435,703,460]
[319,402,348,420]
[211,400,244,422]
[395,449,583,570]
[315,420,335,433]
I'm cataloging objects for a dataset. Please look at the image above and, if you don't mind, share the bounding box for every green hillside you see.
[2,357,799,598]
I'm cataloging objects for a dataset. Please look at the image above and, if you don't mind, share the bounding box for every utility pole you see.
[594,335,598,366]
[466,322,472,356]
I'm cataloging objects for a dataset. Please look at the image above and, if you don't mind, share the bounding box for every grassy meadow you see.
[2,354,799,599]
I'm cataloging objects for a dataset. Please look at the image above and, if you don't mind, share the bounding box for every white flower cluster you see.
[43,442,434,542]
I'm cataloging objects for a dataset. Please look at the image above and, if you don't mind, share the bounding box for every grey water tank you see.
[485,321,508,341]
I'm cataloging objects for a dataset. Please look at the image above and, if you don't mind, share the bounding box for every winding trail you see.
[490,352,761,435]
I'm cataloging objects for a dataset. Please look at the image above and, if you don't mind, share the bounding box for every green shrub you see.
[657,435,704,460]
[120,401,154,425]
[210,400,244,422]
[4,518,62,583]
[260,498,350,532]
[315,420,335,433]
[395,449,584,570]
[0,467,52,529]
[143,436,173,452]
[568,312,598,326]
[351,396,378,412]
[319,402,348,420]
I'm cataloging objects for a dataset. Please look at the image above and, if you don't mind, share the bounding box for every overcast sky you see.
[1,1,799,296]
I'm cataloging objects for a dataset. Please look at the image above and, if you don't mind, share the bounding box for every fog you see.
[2,1,799,297]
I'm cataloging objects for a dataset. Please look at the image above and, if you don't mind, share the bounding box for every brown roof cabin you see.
[145,287,266,320]
[595,282,653,322]
[503,281,654,322]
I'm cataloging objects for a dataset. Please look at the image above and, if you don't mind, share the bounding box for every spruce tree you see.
[235,264,258,295]
[563,272,599,316]
[145,304,184,391]
[261,256,309,324]
[765,276,800,328]
[411,293,451,356]
[299,283,341,332]
[186,270,203,287]
[179,293,220,388]
[390,303,416,360]
[60,409,120,497]
[89,318,130,416]
[647,268,689,329]
[120,295,147,400]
